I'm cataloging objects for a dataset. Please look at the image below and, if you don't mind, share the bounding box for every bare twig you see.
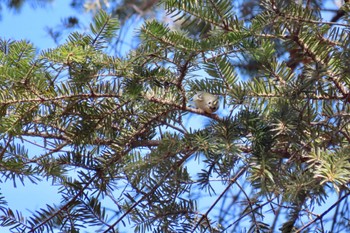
[222,196,277,232]
[191,166,248,233]
[295,191,350,233]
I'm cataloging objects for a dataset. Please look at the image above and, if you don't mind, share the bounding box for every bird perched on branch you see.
[192,92,219,114]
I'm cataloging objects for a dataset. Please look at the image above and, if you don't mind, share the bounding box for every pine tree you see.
[0,0,350,232]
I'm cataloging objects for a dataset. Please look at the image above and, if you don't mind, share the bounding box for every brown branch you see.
[23,131,69,141]
[191,166,248,232]
[0,93,121,105]
[177,52,196,108]
[236,182,260,229]
[223,196,277,232]
[283,15,350,27]
[208,0,229,29]
[28,142,70,164]
[295,191,350,233]
[330,192,343,232]
[0,136,12,161]
[330,0,349,23]
[246,92,345,101]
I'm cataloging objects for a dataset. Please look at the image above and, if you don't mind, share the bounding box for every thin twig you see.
[191,166,248,233]
[295,191,350,233]
[283,15,350,27]
[222,197,277,232]
[236,182,259,230]
[0,93,121,105]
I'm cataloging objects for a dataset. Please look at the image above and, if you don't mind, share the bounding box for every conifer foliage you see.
[0,1,350,232]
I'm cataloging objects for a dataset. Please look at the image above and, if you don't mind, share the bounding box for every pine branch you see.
[28,173,98,233]
[276,26,346,95]
[283,14,350,27]
[0,92,121,105]
[103,148,197,233]
[0,136,12,160]
[330,0,349,23]
[291,34,348,97]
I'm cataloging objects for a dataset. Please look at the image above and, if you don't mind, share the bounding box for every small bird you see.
[192,92,219,114]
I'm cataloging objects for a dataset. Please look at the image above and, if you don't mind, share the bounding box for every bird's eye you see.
[208,101,211,104]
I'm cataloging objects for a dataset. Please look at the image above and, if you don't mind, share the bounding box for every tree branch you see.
[103,148,197,233]
[295,191,350,233]
[191,166,248,232]
[28,173,99,233]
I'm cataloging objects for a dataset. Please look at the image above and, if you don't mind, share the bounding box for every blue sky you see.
[0,2,94,50]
